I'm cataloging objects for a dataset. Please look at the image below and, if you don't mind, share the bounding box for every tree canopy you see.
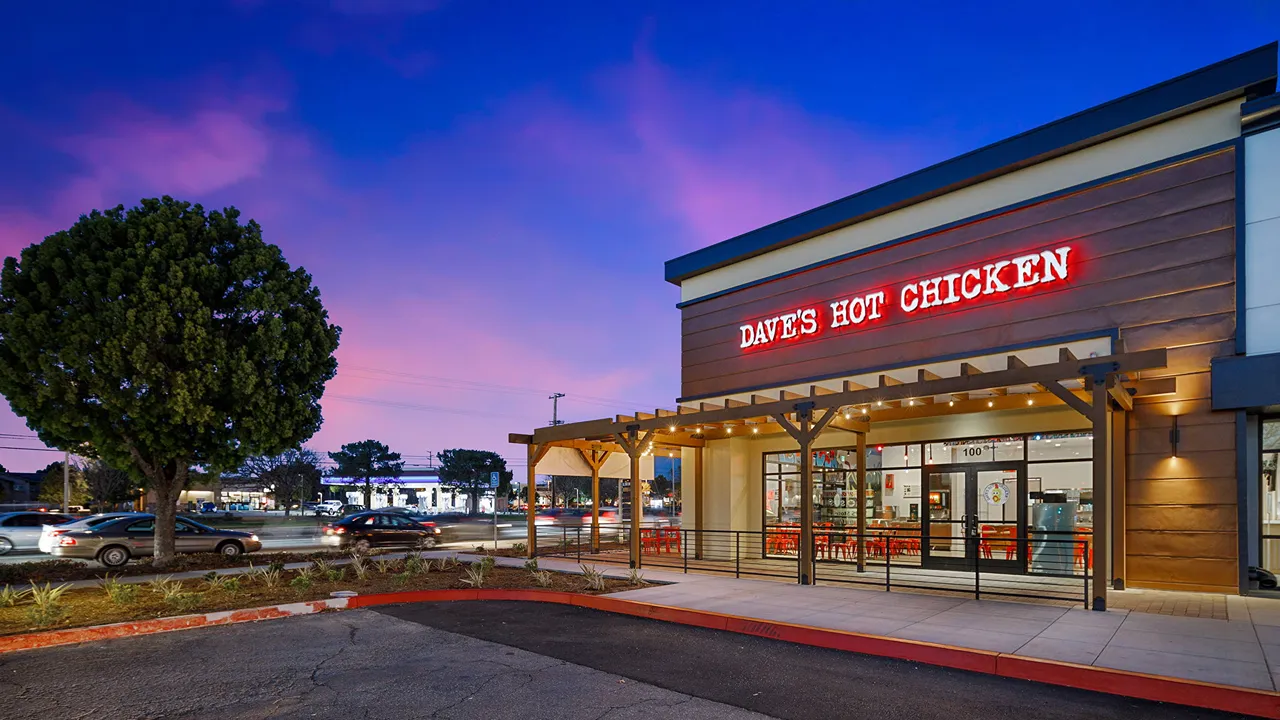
[82,460,134,510]
[437,449,512,514]
[0,197,340,565]
[328,440,402,508]
[36,461,89,507]
[242,448,323,516]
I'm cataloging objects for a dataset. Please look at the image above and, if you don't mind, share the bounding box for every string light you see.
[752,427,759,434]
[1026,398,1034,406]
[876,400,883,407]
[948,400,955,407]
[988,400,994,408]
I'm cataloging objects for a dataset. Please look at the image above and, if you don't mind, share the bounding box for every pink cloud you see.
[517,49,923,251]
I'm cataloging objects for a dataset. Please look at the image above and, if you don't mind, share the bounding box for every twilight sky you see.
[1,1,1277,472]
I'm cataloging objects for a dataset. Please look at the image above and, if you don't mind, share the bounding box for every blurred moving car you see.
[321,512,441,551]
[535,508,589,526]
[50,514,262,567]
[0,511,75,555]
[39,512,148,553]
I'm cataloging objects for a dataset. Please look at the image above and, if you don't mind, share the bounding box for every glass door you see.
[923,471,969,567]
[922,463,1025,571]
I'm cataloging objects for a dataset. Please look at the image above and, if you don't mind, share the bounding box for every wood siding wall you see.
[682,148,1239,592]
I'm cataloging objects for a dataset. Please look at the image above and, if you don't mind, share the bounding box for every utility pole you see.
[549,392,566,426]
[62,450,70,513]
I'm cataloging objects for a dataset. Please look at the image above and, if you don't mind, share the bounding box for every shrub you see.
[479,555,495,574]
[523,558,538,573]
[404,554,425,575]
[626,569,646,586]
[531,570,553,588]
[474,544,487,554]
[258,567,282,589]
[441,556,459,571]
[0,559,85,586]
[290,574,313,592]
[460,562,487,589]
[0,584,29,607]
[268,559,286,574]
[221,576,242,594]
[166,592,204,613]
[203,573,230,592]
[25,583,71,627]
[349,554,370,582]
[375,558,398,575]
[147,575,183,600]
[511,542,527,554]
[580,565,606,592]
[100,575,139,605]
[393,571,413,587]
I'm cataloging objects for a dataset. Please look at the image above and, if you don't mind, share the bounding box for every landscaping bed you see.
[0,555,644,636]
[0,549,389,586]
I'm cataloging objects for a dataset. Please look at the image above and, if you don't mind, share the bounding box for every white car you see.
[0,512,75,555]
[317,501,344,517]
[38,512,147,554]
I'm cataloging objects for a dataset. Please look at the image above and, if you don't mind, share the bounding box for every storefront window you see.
[1027,432,1093,461]
[1261,420,1280,576]
[925,436,1024,464]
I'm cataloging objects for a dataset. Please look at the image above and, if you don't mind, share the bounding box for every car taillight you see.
[58,537,77,546]
[49,529,66,537]
[335,527,346,534]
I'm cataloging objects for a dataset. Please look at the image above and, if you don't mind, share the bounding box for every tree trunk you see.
[363,480,372,509]
[150,464,185,569]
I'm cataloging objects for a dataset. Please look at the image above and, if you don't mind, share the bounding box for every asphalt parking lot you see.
[0,601,1255,720]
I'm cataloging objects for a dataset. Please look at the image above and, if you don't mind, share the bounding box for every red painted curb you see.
[0,598,345,655]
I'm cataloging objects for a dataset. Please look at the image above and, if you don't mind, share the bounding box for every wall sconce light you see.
[1170,415,1180,458]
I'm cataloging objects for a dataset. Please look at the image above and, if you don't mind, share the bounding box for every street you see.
[0,601,1251,720]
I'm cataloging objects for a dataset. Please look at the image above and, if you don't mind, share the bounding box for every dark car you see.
[413,512,496,542]
[321,512,442,551]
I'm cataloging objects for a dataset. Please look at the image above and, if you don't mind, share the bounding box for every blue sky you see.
[0,1,1276,471]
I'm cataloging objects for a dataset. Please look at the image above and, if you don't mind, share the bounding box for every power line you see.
[340,365,665,411]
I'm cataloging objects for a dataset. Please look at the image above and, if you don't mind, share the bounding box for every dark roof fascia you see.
[1242,92,1280,133]
[664,42,1278,287]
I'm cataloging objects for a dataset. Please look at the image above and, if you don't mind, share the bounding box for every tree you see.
[549,475,591,507]
[437,449,512,514]
[650,474,673,500]
[0,463,7,474]
[328,440,402,508]
[243,448,323,517]
[37,462,89,506]
[0,198,341,567]
[82,460,134,511]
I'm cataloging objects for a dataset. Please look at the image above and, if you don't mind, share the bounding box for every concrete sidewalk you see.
[500,554,1280,693]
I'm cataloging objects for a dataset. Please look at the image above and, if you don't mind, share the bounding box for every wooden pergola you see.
[510,347,1173,609]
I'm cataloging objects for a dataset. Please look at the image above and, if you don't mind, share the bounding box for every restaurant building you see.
[512,43,1280,607]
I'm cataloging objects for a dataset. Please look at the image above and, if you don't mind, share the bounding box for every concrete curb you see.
[1,589,1275,718]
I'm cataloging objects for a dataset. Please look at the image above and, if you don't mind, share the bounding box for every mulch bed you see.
[0,560,642,637]
[0,549,389,586]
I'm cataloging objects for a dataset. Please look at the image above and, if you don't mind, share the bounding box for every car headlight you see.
[250,534,259,542]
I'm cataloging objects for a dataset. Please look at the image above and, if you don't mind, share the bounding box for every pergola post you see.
[614,427,654,569]
[856,431,867,572]
[773,404,838,585]
[694,447,704,560]
[578,446,610,553]
[525,442,551,559]
[1090,377,1113,611]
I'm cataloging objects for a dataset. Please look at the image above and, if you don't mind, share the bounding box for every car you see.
[338,504,366,517]
[198,502,218,514]
[0,511,76,555]
[38,512,148,553]
[316,500,344,516]
[321,512,442,552]
[411,512,494,542]
[49,514,262,567]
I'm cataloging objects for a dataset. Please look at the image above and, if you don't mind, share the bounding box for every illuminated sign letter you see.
[799,307,819,335]
[830,299,850,328]
[941,273,962,304]
[982,261,1011,295]
[1040,246,1070,282]
[867,291,885,319]
[740,325,755,348]
[1012,254,1041,288]
[780,312,799,339]
[961,268,982,299]
[900,284,920,313]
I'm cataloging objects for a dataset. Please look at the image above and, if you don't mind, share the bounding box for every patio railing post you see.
[973,535,981,601]
[885,531,892,592]
[1084,540,1091,610]
[736,531,741,579]
[576,526,582,562]
[683,529,688,574]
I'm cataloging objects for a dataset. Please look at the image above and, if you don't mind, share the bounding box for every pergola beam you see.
[529,348,1167,445]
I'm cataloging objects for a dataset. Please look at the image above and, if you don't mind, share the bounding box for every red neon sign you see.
[738,245,1072,350]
